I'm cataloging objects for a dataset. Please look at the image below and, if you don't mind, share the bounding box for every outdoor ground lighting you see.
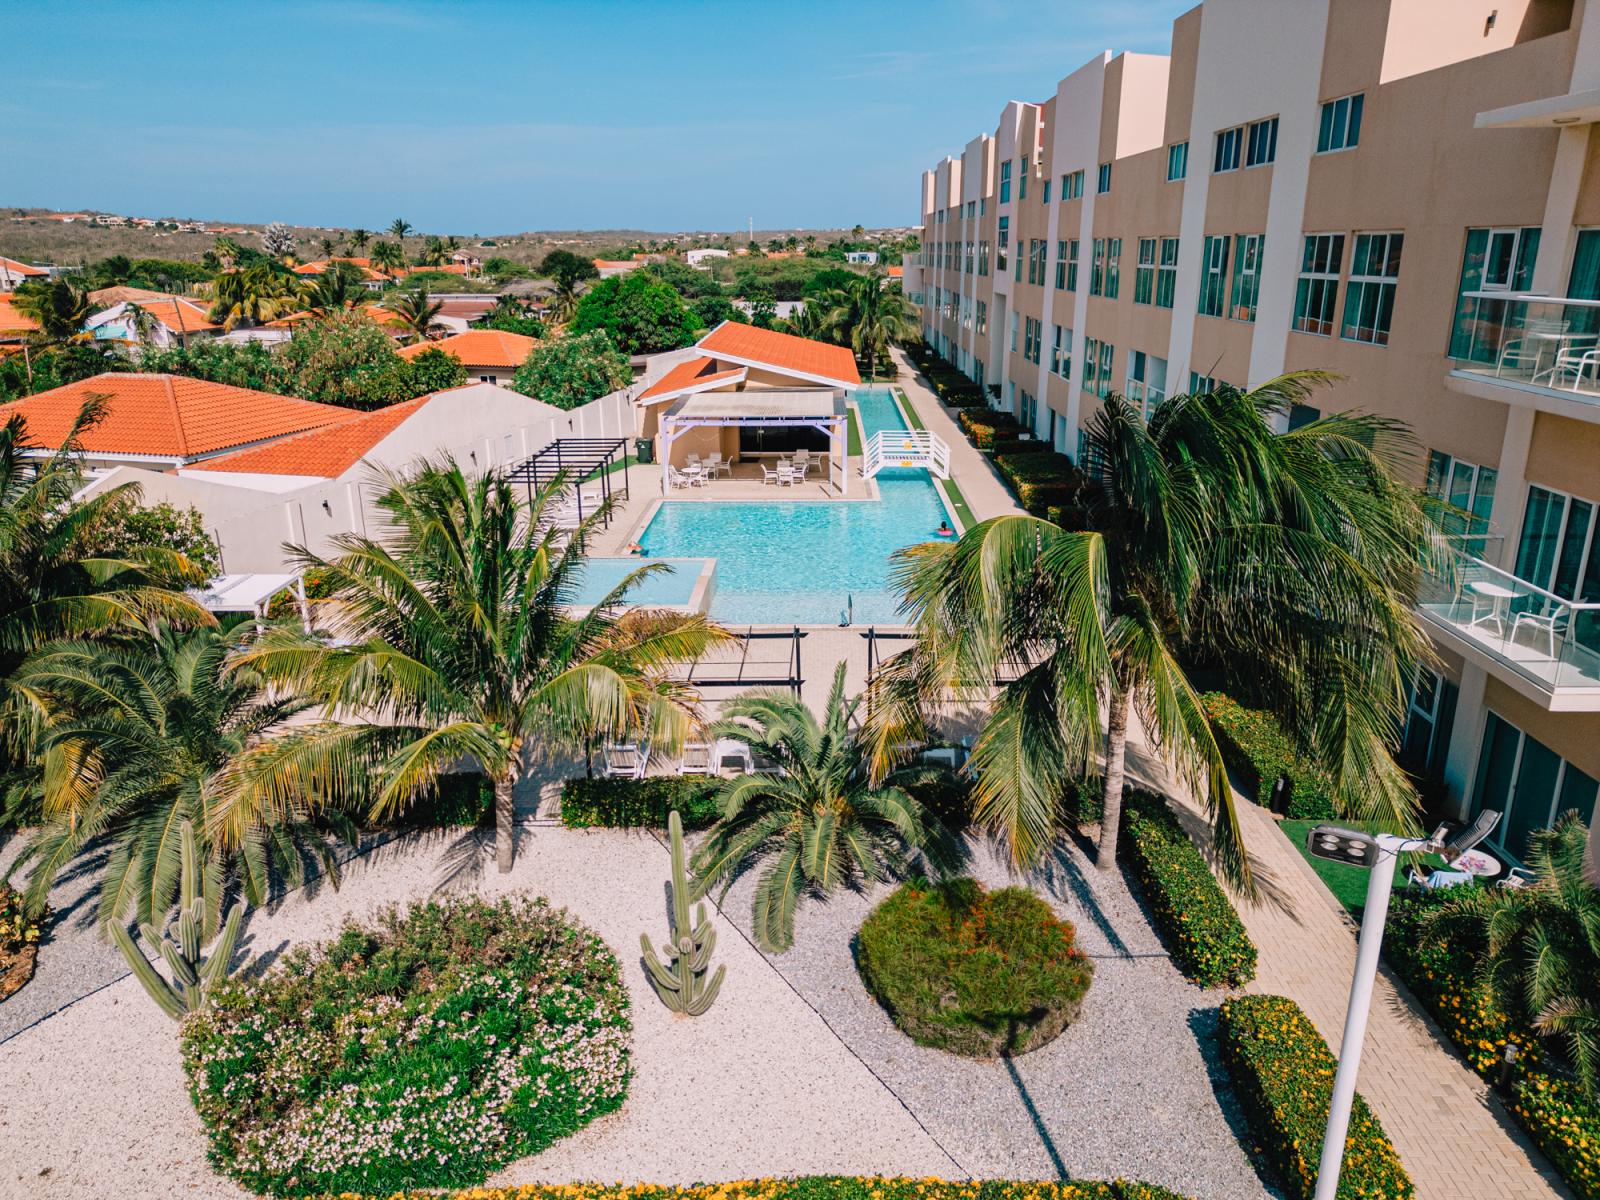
[1303,808,1501,1200]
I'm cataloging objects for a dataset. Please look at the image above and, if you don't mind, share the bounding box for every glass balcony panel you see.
[1451,294,1600,405]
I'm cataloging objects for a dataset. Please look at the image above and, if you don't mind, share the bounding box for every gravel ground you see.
[0,823,952,1200]
[714,832,1279,1200]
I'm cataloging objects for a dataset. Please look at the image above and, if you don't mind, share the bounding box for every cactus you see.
[111,821,243,1020]
[641,810,725,1016]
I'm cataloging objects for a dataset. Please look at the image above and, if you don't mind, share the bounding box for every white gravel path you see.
[0,824,953,1200]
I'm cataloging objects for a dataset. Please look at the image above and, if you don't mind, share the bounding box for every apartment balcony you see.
[1446,293,1600,421]
[1418,541,1600,711]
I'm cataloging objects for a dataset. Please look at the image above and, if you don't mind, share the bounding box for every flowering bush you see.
[181,896,631,1197]
[856,878,1094,1057]
[1218,994,1413,1200]
[1120,789,1257,987]
[327,1176,1196,1200]
[0,885,41,955]
[1199,693,1334,820]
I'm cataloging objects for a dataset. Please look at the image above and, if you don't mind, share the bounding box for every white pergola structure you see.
[658,390,851,495]
[188,572,311,631]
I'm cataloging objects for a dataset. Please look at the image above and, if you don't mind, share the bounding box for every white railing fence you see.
[862,429,950,479]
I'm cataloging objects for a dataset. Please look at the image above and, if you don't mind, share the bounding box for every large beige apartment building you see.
[905,0,1600,863]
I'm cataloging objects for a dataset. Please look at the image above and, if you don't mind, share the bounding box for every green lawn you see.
[847,407,863,456]
[1280,818,1448,920]
[584,453,636,481]
[940,478,976,532]
[893,388,926,431]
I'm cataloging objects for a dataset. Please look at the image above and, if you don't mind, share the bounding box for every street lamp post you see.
[1304,809,1500,1200]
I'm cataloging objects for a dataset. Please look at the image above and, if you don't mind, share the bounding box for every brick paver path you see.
[1145,739,1573,1200]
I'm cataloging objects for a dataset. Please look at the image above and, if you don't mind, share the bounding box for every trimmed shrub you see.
[1386,893,1599,1199]
[1219,994,1413,1200]
[994,449,1084,517]
[856,878,1094,1057]
[957,407,1023,451]
[1120,789,1257,987]
[560,776,721,829]
[1201,692,1335,821]
[181,896,631,1197]
[339,1178,1196,1200]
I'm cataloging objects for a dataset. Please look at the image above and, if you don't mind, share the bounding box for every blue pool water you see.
[636,388,949,625]
[571,556,706,608]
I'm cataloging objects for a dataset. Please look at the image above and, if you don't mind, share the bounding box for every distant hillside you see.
[0,207,917,269]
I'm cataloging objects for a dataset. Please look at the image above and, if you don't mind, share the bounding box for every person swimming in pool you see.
[935,521,955,538]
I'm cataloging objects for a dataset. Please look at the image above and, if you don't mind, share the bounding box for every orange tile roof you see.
[264,305,407,330]
[198,392,432,477]
[887,265,904,278]
[134,297,220,334]
[397,329,538,368]
[0,256,48,277]
[593,259,641,269]
[0,373,353,460]
[0,295,39,335]
[636,356,746,404]
[695,321,860,387]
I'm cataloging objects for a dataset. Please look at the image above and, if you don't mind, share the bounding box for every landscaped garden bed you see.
[956,406,1024,451]
[1218,993,1413,1200]
[343,1177,1195,1200]
[560,776,722,828]
[0,885,42,1003]
[992,448,1084,519]
[1119,789,1257,987]
[181,895,632,1197]
[1200,692,1334,819]
[855,877,1093,1057]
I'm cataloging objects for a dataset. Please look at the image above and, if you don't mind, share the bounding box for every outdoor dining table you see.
[1468,579,1518,637]
[1450,848,1502,883]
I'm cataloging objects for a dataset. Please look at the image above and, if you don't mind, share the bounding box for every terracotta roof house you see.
[594,259,644,278]
[86,296,222,348]
[0,295,40,339]
[397,329,539,386]
[0,373,353,470]
[0,256,49,292]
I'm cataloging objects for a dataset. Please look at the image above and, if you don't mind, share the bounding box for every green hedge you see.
[560,777,722,829]
[1219,994,1413,1200]
[1201,692,1335,821]
[1386,893,1599,1199]
[346,1179,1196,1200]
[957,407,1024,450]
[994,449,1083,517]
[1120,789,1257,987]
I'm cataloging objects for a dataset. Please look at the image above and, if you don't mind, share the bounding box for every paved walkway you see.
[1149,742,1572,1200]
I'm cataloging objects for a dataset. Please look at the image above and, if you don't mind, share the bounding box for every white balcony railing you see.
[1449,292,1600,408]
[1418,540,1600,710]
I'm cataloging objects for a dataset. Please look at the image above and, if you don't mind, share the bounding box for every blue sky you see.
[3,1,1188,235]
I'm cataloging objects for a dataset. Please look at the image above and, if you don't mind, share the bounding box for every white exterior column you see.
[1490,406,1535,571]
[1443,661,1489,820]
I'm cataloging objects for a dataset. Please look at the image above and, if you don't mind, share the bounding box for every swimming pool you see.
[570,555,711,610]
[635,388,950,625]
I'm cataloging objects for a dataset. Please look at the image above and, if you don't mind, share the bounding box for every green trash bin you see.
[635,436,653,464]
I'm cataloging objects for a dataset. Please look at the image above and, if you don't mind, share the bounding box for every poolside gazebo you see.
[658,391,851,495]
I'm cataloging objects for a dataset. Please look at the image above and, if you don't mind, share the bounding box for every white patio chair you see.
[1498,866,1536,889]
[760,463,782,486]
[792,448,818,476]
[602,742,643,778]
[1511,604,1570,660]
[714,737,753,776]
[667,466,694,490]
[677,741,713,776]
[1496,317,1568,379]
[703,453,727,478]
[1553,345,1600,393]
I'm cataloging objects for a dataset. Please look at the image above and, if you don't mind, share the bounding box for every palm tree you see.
[9,623,353,933]
[208,261,299,328]
[387,218,413,247]
[389,287,443,343]
[122,302,158,346]
[318,237,338,260]
[212,237,244,269]
[823,276,916,383]
[348,228,371,255]
[548,279,581,326]
[1423,813,1600,1098]
[369,240,404,277]
[13,279,92,343]
[222,460,726,873]
[866,377,1439,885]
[692,662,950,952]
[299,262,370,315]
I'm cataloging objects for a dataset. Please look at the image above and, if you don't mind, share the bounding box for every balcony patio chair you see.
[1495,317,1570,379]
[1551,345,1600,394]
[713,737,753,776]
[1407,865,1473,890]
[1497,866,1537,890]
[677,741,713,776]
[1511,603,1570,660]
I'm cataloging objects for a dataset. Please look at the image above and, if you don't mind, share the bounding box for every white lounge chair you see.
[602,742,646,779]
[677,741,713,776]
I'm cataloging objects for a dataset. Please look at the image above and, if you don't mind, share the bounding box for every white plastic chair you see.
[1496,317,1569,379]
[667,466,694,490]
[1553,346,1600,393]
[760,463,782,486]
[703,453,727,478]
[1511,604,1570,660]
[677,741,713,776]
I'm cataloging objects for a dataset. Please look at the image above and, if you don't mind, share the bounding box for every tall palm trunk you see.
[1097,686,1132,871]
[494,775,516,873]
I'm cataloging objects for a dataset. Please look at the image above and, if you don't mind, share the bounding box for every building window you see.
[1167,141,1188,182]
[1105,237,1121,299]
[1010,311,1019,353]
[1052,324,1072,378]
[980,197,987,216]
[1019,156,1029,201]
[1472,711,1597,862]
[1341,232,1403,345]
[964,241,974,274]
[976,300,987,334]
[1091,239,1106,296]
[1095,338,1113,398]
[1055,240,1068,289]
[1198,235,1229,316]
[1082,337,1114,398]
[1024,317,1041,364]
[1245,116,1278,167]
[1399,665,1457,782]
[1127,350,1168,418]
[1015,251,1023,281]
[1424,450,1496,537]
[1516,484,1600,607]
[1447,227,1541,361]
[997,217,1009,271]
[1097,162,1112,193]
[1189,370,1217,395]
[1292,233,1345,336]
[1019,388,1037,431]
[978,240,990,276]
[1230,233,1264,321]
[1156,237,1178,308]
[1000,160,1012,204]
[1065,239,1079,291]
[1213,127,1242,173]
[1134,237,1157,305]
[1042,178,1051,204]
[1317,93,1364,154]
[1061,169,1084,200]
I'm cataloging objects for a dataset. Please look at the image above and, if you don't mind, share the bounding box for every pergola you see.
[506,437,630,527]
[658,390,850,494]
[189,573,309,631]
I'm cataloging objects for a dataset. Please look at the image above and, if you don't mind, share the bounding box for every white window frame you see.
[1156,237,1178,309]
[1166,141,1188,182]
[1341,231,1403,346]
[1198,235,1229,316]
[1245,116,1278,167]
[1213,127,1241,173]
[1316,93,1364,154]
[1292,232,1345,336]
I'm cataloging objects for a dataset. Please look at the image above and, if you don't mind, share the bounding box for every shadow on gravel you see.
[1186,1007,1288,1199]
[1002,1035,1070,1181]
[1026,843,1132,961]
